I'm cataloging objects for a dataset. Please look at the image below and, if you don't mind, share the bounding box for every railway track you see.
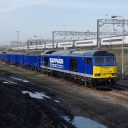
[113,83,128,90]
[103,90,128,107]
[64,79,128,107]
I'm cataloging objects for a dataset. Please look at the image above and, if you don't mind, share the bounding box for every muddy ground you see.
[0,64,128,128]
[0,70,76,128]
[33,78,128,128]
[0,86,55,128]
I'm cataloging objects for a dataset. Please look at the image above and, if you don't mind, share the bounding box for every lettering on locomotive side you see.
[49,58,64,69]
[50,58,63,64]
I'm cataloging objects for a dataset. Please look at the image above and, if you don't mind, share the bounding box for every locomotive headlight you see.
[95,73,100,76]
[112,73,116,76]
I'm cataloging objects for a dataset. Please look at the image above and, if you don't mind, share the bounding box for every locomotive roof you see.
[71,50,115,56]
[51,50,115,56]
[41,50,56,55]
[51,49,77,55]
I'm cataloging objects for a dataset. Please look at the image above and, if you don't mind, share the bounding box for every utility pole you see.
[111,16,125,79]
[97,19,101,49]
[52,31,55,49]
[16,30,20,49]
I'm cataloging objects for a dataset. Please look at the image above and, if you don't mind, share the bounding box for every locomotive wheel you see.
[84,81,88,86]
[77,79,84,85]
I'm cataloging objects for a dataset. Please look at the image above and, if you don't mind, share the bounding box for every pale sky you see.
[0,0,127,44]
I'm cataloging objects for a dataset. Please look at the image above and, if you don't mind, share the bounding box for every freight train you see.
[0,50,118,88]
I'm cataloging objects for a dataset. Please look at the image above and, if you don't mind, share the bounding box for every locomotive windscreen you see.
[94,56,116,66]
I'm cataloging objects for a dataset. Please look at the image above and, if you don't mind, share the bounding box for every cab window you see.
[95,56,116,66]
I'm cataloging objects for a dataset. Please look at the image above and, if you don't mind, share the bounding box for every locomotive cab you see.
[90,51,118,86]
[93,54,117,79]
[82,50,118,86]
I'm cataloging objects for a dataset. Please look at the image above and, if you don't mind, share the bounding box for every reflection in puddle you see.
[11,77,29,82]
[54,100,60,103]
[64,116,107,128]
[3,82,8,84]
[22,91,51,99]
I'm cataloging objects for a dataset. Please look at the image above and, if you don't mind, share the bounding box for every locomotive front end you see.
[93,55,118,86]
[93,56,117,78]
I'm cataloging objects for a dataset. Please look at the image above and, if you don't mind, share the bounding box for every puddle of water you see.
[11,77,29,82]
[54,100,60,103]
[3,82,8,84]
[22,91,51,99]
[0,78,18,85]
[64,116,107,128]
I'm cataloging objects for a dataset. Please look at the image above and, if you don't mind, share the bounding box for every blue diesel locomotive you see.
[0,50,117,87]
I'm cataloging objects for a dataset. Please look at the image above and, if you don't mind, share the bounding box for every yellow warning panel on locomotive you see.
[93,66,117,78]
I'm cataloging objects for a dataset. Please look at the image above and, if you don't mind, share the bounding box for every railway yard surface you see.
[0,63,128,128]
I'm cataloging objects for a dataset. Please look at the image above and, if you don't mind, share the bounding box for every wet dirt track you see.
[0,71,75,128]
[39,87,128,128]
[29,75,128,128]
[0,68,128,128]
